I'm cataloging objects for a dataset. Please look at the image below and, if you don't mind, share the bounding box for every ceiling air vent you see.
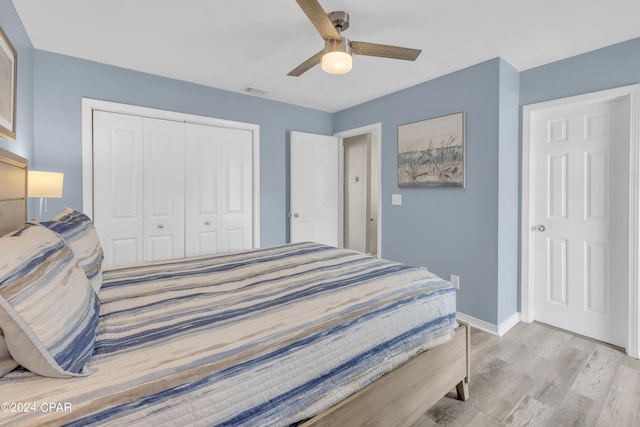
[244,87,271,96]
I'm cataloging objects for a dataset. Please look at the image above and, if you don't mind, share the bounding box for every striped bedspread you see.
[0,242,457,426]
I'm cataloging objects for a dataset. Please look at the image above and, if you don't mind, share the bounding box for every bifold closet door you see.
[93,111,185,266]
[185,124,253,256]
[93,111,145,266]
[143,117,186,262]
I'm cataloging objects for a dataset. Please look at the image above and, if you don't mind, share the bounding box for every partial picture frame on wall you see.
[398,112,465,188]
[0,25,17,141]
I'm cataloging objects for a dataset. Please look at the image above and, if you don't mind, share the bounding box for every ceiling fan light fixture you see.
[322,39,352,74]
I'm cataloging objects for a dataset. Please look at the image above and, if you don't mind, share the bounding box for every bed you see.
[0,147,469,426]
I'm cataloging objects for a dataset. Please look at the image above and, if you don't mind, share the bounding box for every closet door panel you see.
[93,111,144,267]
[93,107,255,265]
[220,128,253,251]
[185,124,221,257]
[143,118,185,262]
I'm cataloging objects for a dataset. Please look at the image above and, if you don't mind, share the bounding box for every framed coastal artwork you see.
[0,25,17,141]
[397,112,465,188]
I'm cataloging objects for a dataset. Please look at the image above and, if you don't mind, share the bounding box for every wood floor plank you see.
[503,395,552,427]
[595,365,640,427]
[532,346,589,406]
[571,344,624,400]
[421,322,639,427]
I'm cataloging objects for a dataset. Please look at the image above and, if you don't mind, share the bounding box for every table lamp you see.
[28,170,64,221]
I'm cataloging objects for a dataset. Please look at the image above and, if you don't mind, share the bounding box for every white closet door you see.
[185,124,221,256]
[93,108,254,265]
[143,118,186,262]
[93,111,144,266]
[185,125,253,255]
[219,128,253,251]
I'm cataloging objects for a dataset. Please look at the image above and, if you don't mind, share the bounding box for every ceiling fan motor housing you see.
[328,11,349,33]
[287,1,420,76]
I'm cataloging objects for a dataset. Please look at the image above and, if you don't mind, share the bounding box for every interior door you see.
[532,97,629,347]
[185,124,221,256]
[143,117,185,262]
[290,131,339,246]
[219,128,253,252]
[185,125,253,256]
[93,111,145,266]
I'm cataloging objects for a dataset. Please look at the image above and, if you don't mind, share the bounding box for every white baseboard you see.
[498,312,521,336]
[456,311,521,337]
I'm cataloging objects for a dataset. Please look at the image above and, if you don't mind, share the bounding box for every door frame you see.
[334,123,382,258]
[521,84,640,358]
[81,98,261,248]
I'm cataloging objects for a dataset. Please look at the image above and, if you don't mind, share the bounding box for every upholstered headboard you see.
[0,147,28,236]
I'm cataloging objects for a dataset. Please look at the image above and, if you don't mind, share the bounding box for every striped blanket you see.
[0,242,456,426]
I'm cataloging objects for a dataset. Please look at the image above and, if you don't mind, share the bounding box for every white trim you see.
[81,97,261,248]
[334,123,383,258]
[521,84,640,359]
[498,312,522,336]
[628,86,640,359]
[456,312,520,337]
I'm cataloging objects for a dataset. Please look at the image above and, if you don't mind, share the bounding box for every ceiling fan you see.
[288,0,422,76]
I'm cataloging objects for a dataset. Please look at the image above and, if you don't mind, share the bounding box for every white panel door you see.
[143,118,185,262]
[185,125,253,256]
[185,124,221,257]
[532,98,629,347]
[92,111,144,266]
[290,131,339,246]
[219,128,253,251]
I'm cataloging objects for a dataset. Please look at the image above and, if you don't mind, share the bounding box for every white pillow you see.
[0,225,99,378]
[0,329,18,377]
[38,208,104,292]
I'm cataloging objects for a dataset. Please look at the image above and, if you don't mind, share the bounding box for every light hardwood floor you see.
[414,322,640,426]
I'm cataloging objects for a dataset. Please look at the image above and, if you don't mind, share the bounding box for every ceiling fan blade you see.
[295,0,341,40]
[287,50,324,76]
[351,41,421,61]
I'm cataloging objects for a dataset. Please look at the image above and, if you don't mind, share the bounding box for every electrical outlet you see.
[450,274,460,289]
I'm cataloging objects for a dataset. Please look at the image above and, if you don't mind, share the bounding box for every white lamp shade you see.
[28,171,64,198]
[322,51,353,74]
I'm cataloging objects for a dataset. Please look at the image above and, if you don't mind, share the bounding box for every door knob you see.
[157,224,165,229]
[534,225,546,232]
[292,212,300,218]
[204,221,211,226]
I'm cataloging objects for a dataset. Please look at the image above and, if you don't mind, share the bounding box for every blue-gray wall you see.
[32,50,333,245]
[0,0,33,161]
[334,58,519,324]
[7,0,640,327]
[497,59,520,324]
[520,37,640,106]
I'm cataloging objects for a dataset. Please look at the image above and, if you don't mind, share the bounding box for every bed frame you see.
[0,146,469,426]
[305,323,469,426]
[0,147,27,236]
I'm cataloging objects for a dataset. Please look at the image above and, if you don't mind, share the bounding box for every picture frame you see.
[0,25,17,141]
[397,112,465,188]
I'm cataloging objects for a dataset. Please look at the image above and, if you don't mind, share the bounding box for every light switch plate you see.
[392,194,402,205]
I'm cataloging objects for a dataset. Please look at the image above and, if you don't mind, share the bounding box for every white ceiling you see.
[11,0,640,112]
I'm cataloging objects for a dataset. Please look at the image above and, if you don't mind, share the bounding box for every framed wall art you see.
[0,25,17,141]
[397,112,465,188]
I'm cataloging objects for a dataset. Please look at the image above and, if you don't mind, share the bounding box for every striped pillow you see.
[0,329,18,377]
[40,208,104,292]
[0,225,99,378]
